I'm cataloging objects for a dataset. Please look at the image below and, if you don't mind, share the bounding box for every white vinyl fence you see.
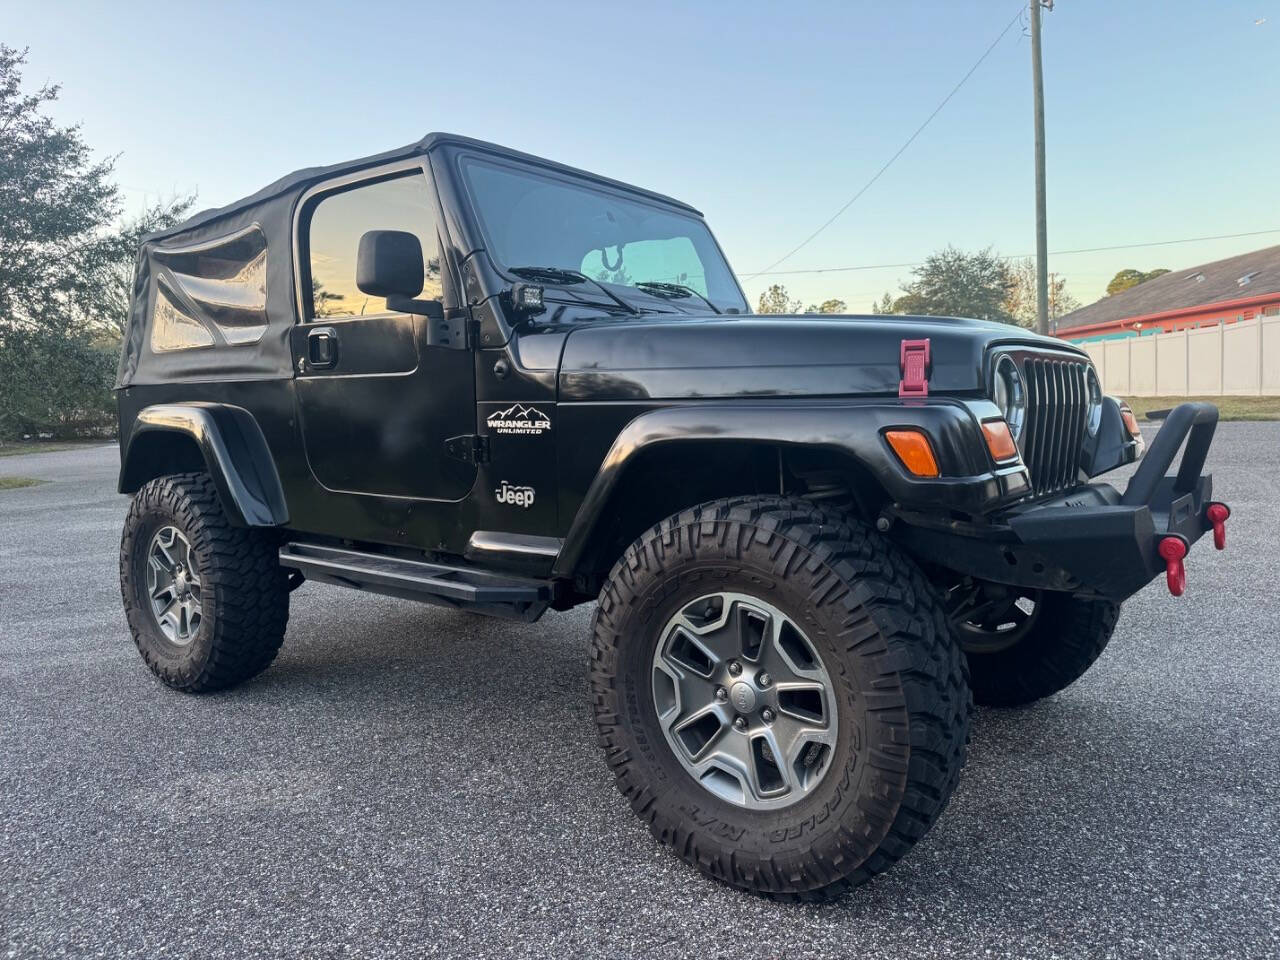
[1077,314,1280,396]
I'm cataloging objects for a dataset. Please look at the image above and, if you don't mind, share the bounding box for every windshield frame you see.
[453,150,749,316]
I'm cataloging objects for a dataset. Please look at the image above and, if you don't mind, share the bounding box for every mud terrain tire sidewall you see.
[590,496,971,900]
[120,472,288,692]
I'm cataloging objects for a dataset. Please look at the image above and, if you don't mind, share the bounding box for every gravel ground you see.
[2,427,1277,959]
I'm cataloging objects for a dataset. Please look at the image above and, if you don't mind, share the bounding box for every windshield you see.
[460,156,748,314]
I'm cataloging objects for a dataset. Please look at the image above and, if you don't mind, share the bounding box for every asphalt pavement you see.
[2,426,1278,959]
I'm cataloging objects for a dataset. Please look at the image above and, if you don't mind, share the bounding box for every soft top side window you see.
[305,172,443,320]
[149,224,269,352]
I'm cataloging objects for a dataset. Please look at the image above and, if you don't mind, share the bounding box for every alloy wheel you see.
[146,525,202,645]
[950,581,1042,654]
[651,592,838,810]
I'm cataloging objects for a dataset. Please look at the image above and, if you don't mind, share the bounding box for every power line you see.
[740,228,1280,279]
[750,5,1026,278]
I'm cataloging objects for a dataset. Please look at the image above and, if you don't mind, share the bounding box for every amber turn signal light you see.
[885,429,940,478]
[981,419,1019,462]
[1120,404,1142,438]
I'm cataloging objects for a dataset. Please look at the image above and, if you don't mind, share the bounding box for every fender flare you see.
[118,403,288,527]
[551,400,1030,578]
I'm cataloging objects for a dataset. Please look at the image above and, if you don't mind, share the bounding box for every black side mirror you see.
[357,230,424,298]
[357,229,445,323]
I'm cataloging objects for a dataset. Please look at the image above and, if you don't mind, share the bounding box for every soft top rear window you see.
[148,224,268,352]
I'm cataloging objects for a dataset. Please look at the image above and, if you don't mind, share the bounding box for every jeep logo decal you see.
[495,481,535,508]
[486,403,551,436]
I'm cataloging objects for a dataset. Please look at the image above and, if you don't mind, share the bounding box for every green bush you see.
[0,327,117,441]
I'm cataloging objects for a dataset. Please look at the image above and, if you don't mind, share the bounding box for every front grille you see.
[1022,357,1089,497]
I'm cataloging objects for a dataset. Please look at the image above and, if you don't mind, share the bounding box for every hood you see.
[557,314,1082,401]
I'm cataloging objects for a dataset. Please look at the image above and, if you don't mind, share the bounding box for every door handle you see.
[307,327,339,370]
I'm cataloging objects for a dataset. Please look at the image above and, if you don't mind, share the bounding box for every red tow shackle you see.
[1157,536,1188,597]
[1206,501,1230,551]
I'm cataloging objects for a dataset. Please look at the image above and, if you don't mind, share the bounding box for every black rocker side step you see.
[278,542,552,621]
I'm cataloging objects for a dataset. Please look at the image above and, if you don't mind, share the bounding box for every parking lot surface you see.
[2,425,1278,959]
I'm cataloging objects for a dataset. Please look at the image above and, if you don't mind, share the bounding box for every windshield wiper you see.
[634,281,722,315]
[509,266,639,316]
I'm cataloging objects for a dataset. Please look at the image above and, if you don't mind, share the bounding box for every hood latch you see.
[899,339,931,398]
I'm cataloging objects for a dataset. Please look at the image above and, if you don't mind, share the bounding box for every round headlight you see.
[1085,365,1103,435]
[992,355,1026,439]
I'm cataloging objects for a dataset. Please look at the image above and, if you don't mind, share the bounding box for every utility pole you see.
[1030,0,1050,335]
[1049,270,1059,335]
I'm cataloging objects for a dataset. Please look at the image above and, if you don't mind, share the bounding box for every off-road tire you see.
[590,496,971,901]
[963,592,1120,707]
[120,472,289,692]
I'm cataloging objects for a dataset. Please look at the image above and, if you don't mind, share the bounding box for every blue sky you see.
[7,0,1277,308]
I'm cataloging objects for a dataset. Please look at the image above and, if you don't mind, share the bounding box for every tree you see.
[0,45,194,439]
[872,290,930,315]
[756,283,802,314]
[893,246,1016,324]
[804,298,846,314]
[86,196,195,338]
[1005,258,1080,329]
[311,277,344,318]
[1106,267,1169,296]
[891,292,931,315]
[0,45,117,330]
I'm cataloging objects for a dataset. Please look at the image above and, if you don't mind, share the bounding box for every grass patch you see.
[1122,396,1280,422]
[0,475,45,490]
[0,442,101,458]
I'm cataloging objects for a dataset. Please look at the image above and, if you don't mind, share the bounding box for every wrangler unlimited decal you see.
[486,403,551,436]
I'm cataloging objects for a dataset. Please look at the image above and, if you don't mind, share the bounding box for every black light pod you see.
[509,282,545,315]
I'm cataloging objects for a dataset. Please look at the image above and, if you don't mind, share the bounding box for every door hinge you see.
[445,433,489,465]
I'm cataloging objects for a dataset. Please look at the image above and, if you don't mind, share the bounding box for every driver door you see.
[291,165,475,501]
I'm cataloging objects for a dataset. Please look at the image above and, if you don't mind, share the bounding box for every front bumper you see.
[893,403,1226,600]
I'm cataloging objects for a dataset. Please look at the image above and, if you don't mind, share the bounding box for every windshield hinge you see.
[445,433,489,465]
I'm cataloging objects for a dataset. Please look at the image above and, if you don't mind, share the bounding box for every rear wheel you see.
[120,472,289,692]
[949,582,1119,707]
[590,496,971,900]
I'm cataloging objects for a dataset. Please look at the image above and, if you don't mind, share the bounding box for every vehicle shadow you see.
[235,592,1273,945]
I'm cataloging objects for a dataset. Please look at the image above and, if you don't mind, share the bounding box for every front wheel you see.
[950,583,1119,707]
[590,497,971,901]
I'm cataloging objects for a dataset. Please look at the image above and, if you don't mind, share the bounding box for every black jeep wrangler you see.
[115,133,1229,900]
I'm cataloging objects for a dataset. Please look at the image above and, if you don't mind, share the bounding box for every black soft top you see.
[116,133,699,389]
[146,132,699,246]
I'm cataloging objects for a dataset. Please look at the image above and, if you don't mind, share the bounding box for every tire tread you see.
[589,495,972,901]
[120,472,288,692]
[965,591,1119,707]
